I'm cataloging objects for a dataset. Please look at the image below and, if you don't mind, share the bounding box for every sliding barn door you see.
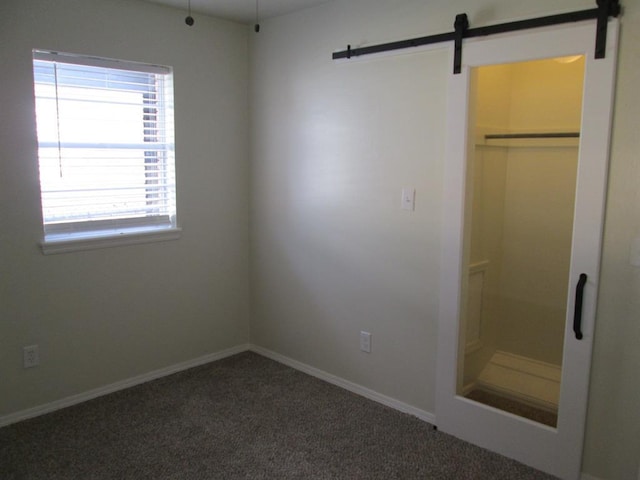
[436,20,618,480]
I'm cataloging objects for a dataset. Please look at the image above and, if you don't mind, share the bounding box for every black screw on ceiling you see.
[185,0,194,26]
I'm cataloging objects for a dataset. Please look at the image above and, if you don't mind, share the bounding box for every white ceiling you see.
[142,0,332,24]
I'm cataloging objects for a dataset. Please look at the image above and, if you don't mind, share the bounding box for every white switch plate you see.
[360,331,371,353]
[630,236,640,267]
[401,187,415,211]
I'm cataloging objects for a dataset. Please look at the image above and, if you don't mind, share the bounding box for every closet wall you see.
[464,58,585,390]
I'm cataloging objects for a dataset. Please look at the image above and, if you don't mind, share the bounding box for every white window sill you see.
[40,227,182,255]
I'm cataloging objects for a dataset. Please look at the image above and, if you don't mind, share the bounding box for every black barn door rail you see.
[332,0,621,73]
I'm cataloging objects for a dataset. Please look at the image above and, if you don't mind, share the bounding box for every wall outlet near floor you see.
[360,331,372,353]
[23,345,40,368]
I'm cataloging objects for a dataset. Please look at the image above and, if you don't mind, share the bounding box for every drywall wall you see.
[249,1,640,478]
[582,2,640,477]
[0,0,250,416]
[462,66,512,388]
[250,7,447,413]
[497,144,577,364]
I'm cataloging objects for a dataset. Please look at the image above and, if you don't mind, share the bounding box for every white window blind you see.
[32,50,177,246]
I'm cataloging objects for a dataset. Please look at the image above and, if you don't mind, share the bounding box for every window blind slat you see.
[38,142,173,150]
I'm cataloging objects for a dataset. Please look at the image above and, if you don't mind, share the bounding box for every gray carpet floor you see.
[0,352,558,479]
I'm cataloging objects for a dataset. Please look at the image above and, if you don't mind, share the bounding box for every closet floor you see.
[465,389,558,427]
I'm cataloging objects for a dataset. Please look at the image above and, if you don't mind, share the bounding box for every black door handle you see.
[573,273,588,340]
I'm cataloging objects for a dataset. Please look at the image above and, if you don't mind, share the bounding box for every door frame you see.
[435,19,619,480]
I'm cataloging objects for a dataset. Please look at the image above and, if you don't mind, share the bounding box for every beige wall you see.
[250,1,640,479]
[0,0,250,415]
[497,145,578,364]
[508,58,586,131]
[464,66,512,384]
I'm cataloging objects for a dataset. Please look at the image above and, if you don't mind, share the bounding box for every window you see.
[32,50,179,253]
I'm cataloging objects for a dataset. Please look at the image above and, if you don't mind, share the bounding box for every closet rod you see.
[484,132,580,140]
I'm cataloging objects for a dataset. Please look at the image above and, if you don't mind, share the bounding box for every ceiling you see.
[142,0,332,24]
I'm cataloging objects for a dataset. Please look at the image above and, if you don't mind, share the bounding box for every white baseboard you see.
[0,344,250,428]
[249,344,436,424]
[1,343,435,429]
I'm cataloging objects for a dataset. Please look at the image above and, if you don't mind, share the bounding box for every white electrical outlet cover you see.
[23,345,40,368]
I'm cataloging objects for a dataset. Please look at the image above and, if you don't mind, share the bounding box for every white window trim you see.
[32,49,179,254]
[40,226,182,255]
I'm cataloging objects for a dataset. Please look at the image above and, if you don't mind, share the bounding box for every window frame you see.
[32,50,181,254]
